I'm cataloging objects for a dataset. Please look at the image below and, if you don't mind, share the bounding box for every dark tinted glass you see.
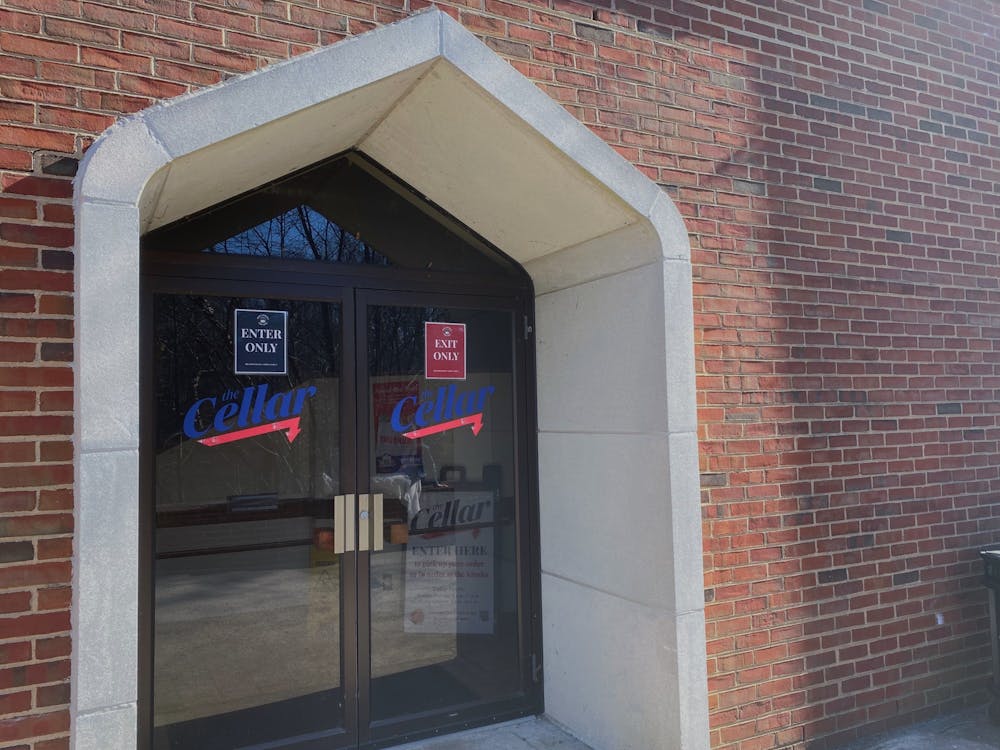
[367,303,522,720]
[202,205,391,265]
[142,153,523,277]
[152,294,346,749]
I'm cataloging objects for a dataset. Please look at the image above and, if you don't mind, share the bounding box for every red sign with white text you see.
[425,322,466,380]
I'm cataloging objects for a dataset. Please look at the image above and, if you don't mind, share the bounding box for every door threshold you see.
[390,716,595,750]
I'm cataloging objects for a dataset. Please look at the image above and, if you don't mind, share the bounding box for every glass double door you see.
[148,278,534,750]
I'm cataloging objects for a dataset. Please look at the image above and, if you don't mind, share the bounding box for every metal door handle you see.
[356,494,384,552]
[334,495,356,553]
[334,495,345,554]
[373,493,383,551]
[334,493,381,553]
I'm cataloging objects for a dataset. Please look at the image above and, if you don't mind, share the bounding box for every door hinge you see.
[524,315,533,340]
[531,653,543,683]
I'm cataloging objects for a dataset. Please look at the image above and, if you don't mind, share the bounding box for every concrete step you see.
[393,717,594,750]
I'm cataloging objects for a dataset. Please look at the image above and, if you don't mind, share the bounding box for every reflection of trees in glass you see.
[368,307,448,378]
[205,206,392,266]
[154,295,341,445]
[367,307,513,378]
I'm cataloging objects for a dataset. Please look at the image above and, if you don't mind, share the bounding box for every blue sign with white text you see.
[234,309,287,375]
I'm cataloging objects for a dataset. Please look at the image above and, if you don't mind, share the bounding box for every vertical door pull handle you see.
[333,495,346,555]
[358,494,370,552]
[373,493,384,552]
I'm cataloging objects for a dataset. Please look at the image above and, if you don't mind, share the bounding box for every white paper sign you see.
[404,492,494,635]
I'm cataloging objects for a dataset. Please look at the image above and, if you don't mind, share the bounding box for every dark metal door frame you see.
[139,254,542,750]
[141,270,361,750]
[355,287,540,749]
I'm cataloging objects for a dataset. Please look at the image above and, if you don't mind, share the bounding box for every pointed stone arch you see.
[72,10,707,750]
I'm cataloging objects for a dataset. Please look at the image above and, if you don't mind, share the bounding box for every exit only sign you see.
[425,322,466,380]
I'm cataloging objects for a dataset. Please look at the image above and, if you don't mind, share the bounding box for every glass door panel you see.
[364,301,523,727]
[151,294,353,749]
[147,286,536,750]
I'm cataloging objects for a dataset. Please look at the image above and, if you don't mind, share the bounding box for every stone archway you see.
[72,10,707,750]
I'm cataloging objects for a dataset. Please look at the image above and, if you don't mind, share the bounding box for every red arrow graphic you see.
[403,413,484,440]
[197,417,302,446]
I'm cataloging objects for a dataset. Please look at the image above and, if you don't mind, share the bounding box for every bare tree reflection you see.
[206,205,391,266]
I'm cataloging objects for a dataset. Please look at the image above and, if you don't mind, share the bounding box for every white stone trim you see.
[73,10,707,750]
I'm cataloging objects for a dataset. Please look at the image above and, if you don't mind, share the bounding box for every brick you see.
[0,126,75,153]
[36,736,70,750]
[0,563,71,592]
[813,177,843,193]
[0,708,69,742]
[118,74,188,98]
[0,295,35,313]
[155,17,225,45]
[0,199,38,221]
[37,296,73,316]
[0,270,72,293]
[0,9,41,34]
[0,148,32,171]
[154,59,224,86]
[0,443,35,463]
[0,33,77,63]
[80,46,152,74]
[0,660,71,696]
[0,368,71,389]
[39,250,73,271]
[4,79,80,107]
[44,18,120,46]
[0,492,34,513]
[0,542,34,564]
[37,586,71,611]
[0,224,74,248]
[0,416,72,437]
[0,244,39,270]
[36,682,70,708]
[38,441,71,464]
[259,18,319,44]
[122,30,191,59]
[0,514,73,538]
[193,5,257,32]
[0,690,31,716]
[37,490,71,512]
[81,2,155,31]
[39,392,72,412]
[41,203,75,224]
[2,177,72,199]
[226,31,288,56]
[0,465,73,488]
[289,7,348,32]
[38,106,116,133]
[39,343,72,362]
[36,537,71,559]
[0,642,31,665]
[0,343,35,362]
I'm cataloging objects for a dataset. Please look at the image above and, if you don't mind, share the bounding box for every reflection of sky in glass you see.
[206,206,391,266]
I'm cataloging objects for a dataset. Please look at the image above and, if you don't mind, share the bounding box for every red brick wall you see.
[0,1,998,748]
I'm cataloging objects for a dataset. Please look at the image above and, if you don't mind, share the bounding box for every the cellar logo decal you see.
[182,384,317,446]
[390,383,495,439]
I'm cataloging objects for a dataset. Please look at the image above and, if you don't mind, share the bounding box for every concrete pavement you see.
[394,717,594,750]
[396,706,1000,750]
[834,705,1000,750]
